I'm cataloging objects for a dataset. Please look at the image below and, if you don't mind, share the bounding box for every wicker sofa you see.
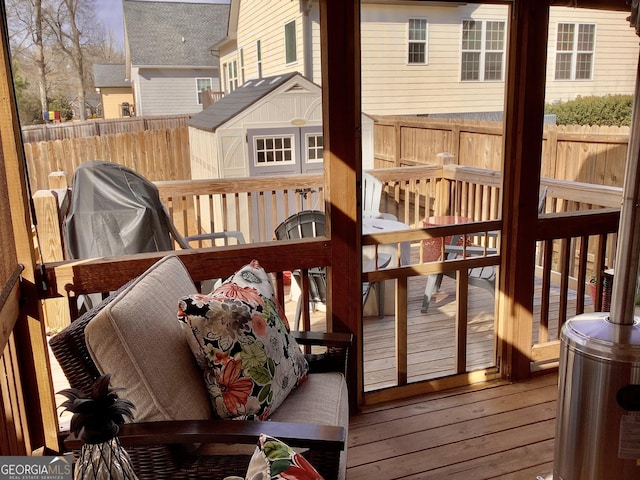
[50,255,351,479]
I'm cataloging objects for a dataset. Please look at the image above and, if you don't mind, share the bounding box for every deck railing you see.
[34,165,622,395]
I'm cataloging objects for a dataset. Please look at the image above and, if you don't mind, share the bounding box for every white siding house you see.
[217,0,639,116]
[123,0,229,117]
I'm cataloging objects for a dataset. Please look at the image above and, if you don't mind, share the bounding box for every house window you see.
[461,20,505,81]
[227,59,238,92]
[306,133,323,162]
[408,18,428,64]
[196,78,212,105]
[240,48,245,85]
[254,135,295,166]
[256,40,263,78]
[285,20,297,64]
[555,23,595,80]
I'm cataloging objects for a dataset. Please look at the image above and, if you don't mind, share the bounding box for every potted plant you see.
[59,374,138,480]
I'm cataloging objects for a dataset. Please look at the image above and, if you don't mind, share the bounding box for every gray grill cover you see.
[64,161,175,259]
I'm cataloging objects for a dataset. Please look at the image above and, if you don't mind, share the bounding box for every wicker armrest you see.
[293,331,353,376]
[65,420,345,480]
[65,419,345,451]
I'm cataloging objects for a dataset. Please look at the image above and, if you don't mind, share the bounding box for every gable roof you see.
[93,64,130,88]
[188,72,319,132]
[123,0,229,67]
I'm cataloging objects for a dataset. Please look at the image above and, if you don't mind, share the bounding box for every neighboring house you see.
[122,0,229,116]
[217,1,639,116]
[69,92,102,119]
[93,64,134,119]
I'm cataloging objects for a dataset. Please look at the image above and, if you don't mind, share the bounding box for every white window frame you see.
[253,134,297,168]
[305,132,324,164]
[256,40,263,78]
[195,77,212,105]
[284,20,297,65]
[408,18,428,65]
[239,48,245,85]
[554,22,596,81]
[460,19,506,82]
[227,59,238,92]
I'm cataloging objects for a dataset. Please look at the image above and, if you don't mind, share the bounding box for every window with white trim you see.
[306,133,323,162]
[284,20,297,64]
[196,78,212,105]
[227,59,238,92]
[555,23,595,80]
[461,19,505,81]
[256,40,263,78]
[240,48,245,85]
[408,18,428,64]
[254,135,295,166]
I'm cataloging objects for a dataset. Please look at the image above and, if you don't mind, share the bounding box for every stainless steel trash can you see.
[553,312,640,480]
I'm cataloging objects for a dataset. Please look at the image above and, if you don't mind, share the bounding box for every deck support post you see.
[499,0,550,380]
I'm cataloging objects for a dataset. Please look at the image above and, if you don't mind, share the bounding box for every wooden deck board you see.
[348,374,558,480]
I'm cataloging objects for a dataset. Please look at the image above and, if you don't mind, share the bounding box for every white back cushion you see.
[85,255,212,422]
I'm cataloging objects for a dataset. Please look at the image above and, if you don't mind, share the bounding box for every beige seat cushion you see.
[85,255,212,422]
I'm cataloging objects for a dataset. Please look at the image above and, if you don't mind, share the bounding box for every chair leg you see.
[422,274,441,313]
[377,280,385,317]
[294,296,302,331]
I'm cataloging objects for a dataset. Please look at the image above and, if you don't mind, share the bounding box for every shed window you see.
[254,135,295,165]
[408,18,428,64]
[306,133,323,162]
[461,19,505,81]
[555,23,595,80]
[285,20,297,64]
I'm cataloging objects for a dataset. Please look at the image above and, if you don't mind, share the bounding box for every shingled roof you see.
[123,0,229,67]
[188,72,314,132]
[93,64,130,88]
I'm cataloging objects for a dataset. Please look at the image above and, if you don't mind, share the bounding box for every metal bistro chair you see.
[275,210,391,329]
[275,211,328,331]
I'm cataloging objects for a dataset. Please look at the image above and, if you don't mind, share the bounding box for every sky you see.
[94,0,230,50]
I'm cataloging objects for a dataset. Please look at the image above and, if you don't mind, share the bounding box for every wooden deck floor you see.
[347,373,558,480]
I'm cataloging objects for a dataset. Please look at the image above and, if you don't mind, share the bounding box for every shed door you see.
[247,126,323,176]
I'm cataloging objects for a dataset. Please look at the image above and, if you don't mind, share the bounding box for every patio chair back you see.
[275,210,326,330]
[362,172,397,220]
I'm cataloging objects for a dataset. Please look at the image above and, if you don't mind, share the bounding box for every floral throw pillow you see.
[178,260,308,420]
[246,434,324,480]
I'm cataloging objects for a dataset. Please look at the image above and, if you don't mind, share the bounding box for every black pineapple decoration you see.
[59,374,138,480]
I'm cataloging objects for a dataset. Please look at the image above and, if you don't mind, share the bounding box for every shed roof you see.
[93,64,130,88]
[188,72,320,132]
[123,0,229,67]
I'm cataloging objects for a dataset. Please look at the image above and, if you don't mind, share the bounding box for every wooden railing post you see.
[32,181,70,331]
[436,153,455,216]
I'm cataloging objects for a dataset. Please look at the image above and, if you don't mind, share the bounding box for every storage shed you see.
[187,72,375,243]
[188,72,375,180]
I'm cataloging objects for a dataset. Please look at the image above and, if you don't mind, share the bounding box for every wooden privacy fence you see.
[373,116,630,188]
[24,127,191,192]
[21,114,191,143]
